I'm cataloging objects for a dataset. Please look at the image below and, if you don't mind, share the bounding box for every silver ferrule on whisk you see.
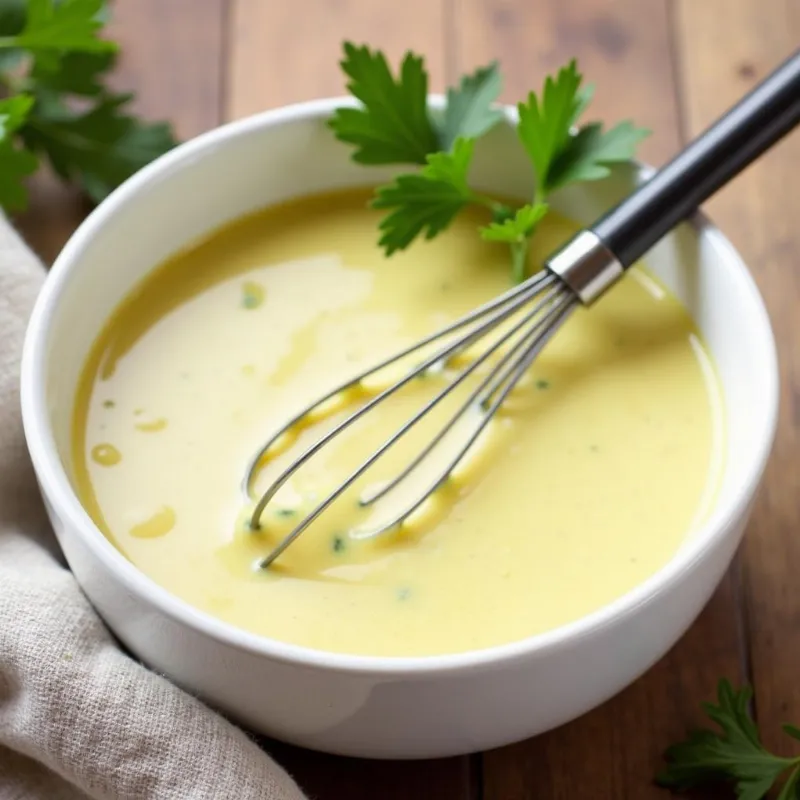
[546,230,623,305]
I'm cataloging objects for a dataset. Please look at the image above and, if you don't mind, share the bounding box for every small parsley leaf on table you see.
[5,0,113,54]
[0,0,25,71]
[0,95,38,210]
[785,725,800,742]
[657,679,800,799]
[30,49,116,96]
[0,1,178,212]
[21,91,178,203]
[0,92,34,133]
[0,0,26,33]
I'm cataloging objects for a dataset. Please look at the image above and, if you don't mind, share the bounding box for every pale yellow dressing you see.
[130,506,176,539]
[72,188,723,657]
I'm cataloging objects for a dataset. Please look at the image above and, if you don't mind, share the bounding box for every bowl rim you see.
[20,95,780,677]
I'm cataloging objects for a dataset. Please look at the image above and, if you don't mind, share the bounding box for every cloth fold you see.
[0,215,307,800]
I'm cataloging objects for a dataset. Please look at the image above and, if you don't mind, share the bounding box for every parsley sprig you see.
[658,680,800,799]
[0,0,178,212]
[329,42,650,283]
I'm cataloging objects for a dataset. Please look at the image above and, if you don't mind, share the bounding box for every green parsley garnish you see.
[330,42,650,283]
[438,61,504,152]
[330,42,438,165]
[658,679,800,799]
[371,137,485,255]
[0,0,178,212]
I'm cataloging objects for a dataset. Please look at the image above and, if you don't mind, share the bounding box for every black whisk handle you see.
[593,49,800,269]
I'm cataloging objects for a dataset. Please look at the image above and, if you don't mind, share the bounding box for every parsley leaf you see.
[480,203,549,283]
[0,0,25,70]
[21,91,178,203]
[657,680,800,799]
[437,61,503,151]
[570,83,595,127]
[518,61,649,198]
[480,202,548,244]
[776,769,800,800]
[0,92,34,134]
[0,0,26,32]
[31,49,116,95]
[547,120,650,191]
[0,1,177,213]
[416,136,474,188]
[371,137,477,254]
[786,725,800,741]
[6,0,114,54]
[0,143,37,210]
[328,41,438,165]
[517,59,583,197]
[0,95,38,210]
[332,46,649,283]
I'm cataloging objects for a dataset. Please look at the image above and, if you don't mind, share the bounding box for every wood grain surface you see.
[13,0,800,797]
[676,0,800,761]
[226,0,449,117]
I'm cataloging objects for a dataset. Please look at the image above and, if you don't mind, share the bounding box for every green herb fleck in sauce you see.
[332,535,347,553]
[242,281,265,309]
[536,379,550,390]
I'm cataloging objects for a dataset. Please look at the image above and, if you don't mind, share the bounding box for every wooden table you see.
[17,1,800,797]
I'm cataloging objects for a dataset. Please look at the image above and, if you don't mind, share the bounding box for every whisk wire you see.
[349,292,578,539]
[360,283,572,507]
[247,270,556,522]
[242,270,557,500]
[251,273,576,569]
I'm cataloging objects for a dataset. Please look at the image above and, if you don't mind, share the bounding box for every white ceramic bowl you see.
[20,98,779,759]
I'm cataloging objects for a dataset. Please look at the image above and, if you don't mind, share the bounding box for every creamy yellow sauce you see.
[72,188,723,657]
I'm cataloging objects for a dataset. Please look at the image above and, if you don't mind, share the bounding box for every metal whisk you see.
[245,50,800,568]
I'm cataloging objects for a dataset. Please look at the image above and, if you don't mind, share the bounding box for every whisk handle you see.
[594,48,800,269]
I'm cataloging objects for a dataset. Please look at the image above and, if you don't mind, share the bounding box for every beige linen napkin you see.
[0,214,308,800]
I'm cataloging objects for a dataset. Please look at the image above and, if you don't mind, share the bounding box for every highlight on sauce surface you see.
[71,187,725,657]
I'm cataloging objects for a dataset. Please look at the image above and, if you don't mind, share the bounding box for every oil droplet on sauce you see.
[135,417,168,432]
[130,506,176,539]
[91,443,121,466]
